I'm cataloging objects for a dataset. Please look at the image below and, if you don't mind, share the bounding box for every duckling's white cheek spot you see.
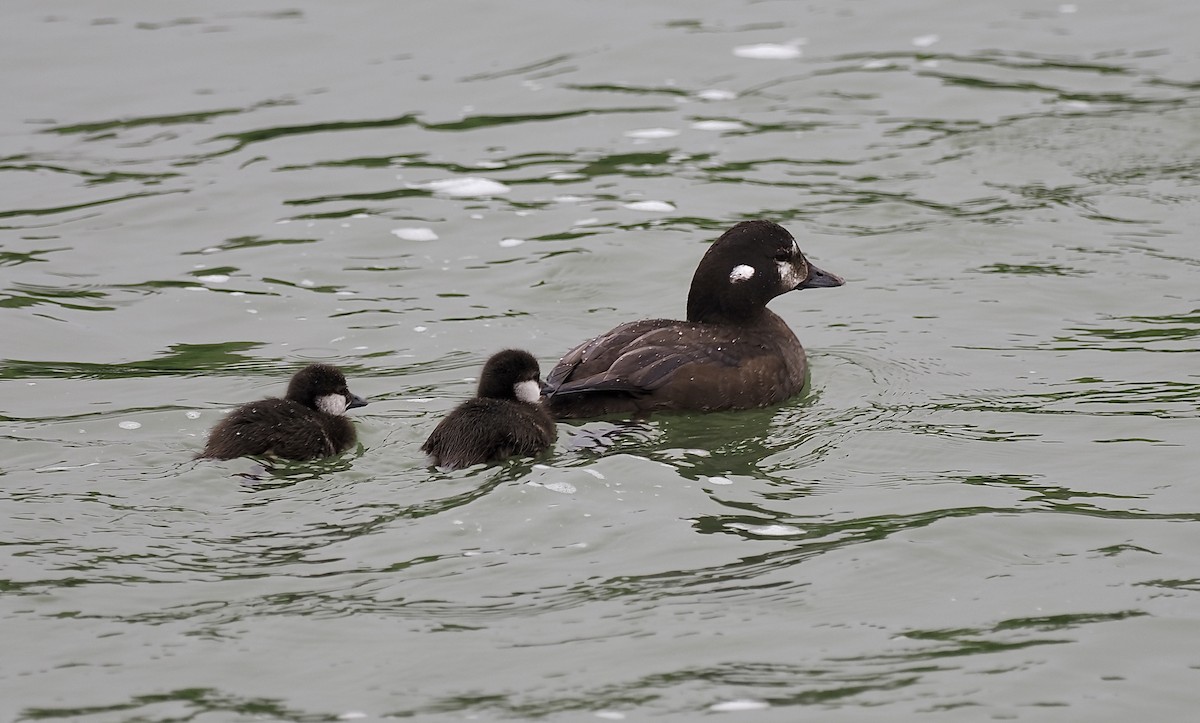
[316,394,348,415]
[514,380,542,404]
[729,264,755,283]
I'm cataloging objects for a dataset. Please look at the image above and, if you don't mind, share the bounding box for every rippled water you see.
[4,1,1200,720]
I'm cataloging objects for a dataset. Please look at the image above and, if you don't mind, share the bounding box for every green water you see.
[3,1,1199,720]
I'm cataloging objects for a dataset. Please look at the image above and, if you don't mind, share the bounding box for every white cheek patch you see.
[777,259,806,290]
[316,393,349,415]
[729,264,756,283]
[514,380,542,404]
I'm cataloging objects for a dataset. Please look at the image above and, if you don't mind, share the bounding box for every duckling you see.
[197,363,367,461]
[422,349,556,469]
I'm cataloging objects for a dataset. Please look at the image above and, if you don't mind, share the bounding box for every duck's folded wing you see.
[548,326,742,397]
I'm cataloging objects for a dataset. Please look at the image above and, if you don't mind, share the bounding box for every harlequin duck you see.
[196,363,368,461]
[544,220,844,419]
[422,349,556,469]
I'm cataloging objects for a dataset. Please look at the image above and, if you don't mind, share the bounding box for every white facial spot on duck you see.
[777,259,806,290]
[316,393,349,415]
[514,380,542,404]
[729,264,756,283]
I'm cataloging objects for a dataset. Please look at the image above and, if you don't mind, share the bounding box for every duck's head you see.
[477,349,546,404]
[287,363,369,415]
[686,219,844,324]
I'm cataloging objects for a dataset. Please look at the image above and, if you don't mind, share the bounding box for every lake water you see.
[3,0,1199,720]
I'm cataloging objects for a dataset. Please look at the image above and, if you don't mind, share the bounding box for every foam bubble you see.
[390,227,438,241]
[707,476,734,485]
[692,120,746,132]
[710,699,770,712]
[197,274,229,283]
[118,421,142,430]
[625,127,679,140]
[697,89,736,101]
[418,177,511,197]
[623,200,675,212]
[499,238,525,248]
[729,523,801,536]
[912,34,940,48]
[733,43,803,60]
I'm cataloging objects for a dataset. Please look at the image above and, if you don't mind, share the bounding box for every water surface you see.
[3,1,1199,721]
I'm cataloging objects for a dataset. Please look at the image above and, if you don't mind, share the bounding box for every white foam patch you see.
[729,264,755,283]
[595,713,626,720]
[543,481,577,495]
[390,227,438,241]
[118,421,141,430]
[337,713,368,721]
[625,127,679,140]
[197,274,229,283]
[733,42,803,60]
[37,462,101,473]
[710,699,770,712]
[499,238,525,248]
[185,410,202,420]
[418,177,511,197]
[863,59,891,70]
[912,34,940,47]
[707,475,734,485]
[582,468,605,480]
[549,172,585,181]
[697,89,736,101]
[623,200,675,212]
[729,523,801,536]
[692,120,746,132]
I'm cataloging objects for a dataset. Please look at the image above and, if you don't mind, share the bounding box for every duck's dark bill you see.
[798,264,845,290]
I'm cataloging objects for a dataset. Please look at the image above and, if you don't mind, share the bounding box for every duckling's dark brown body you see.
[197,363,367,461]
[197,399,359,461]
[422,397,556,470]
[422,349,556,469]
[545,220,843,419]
